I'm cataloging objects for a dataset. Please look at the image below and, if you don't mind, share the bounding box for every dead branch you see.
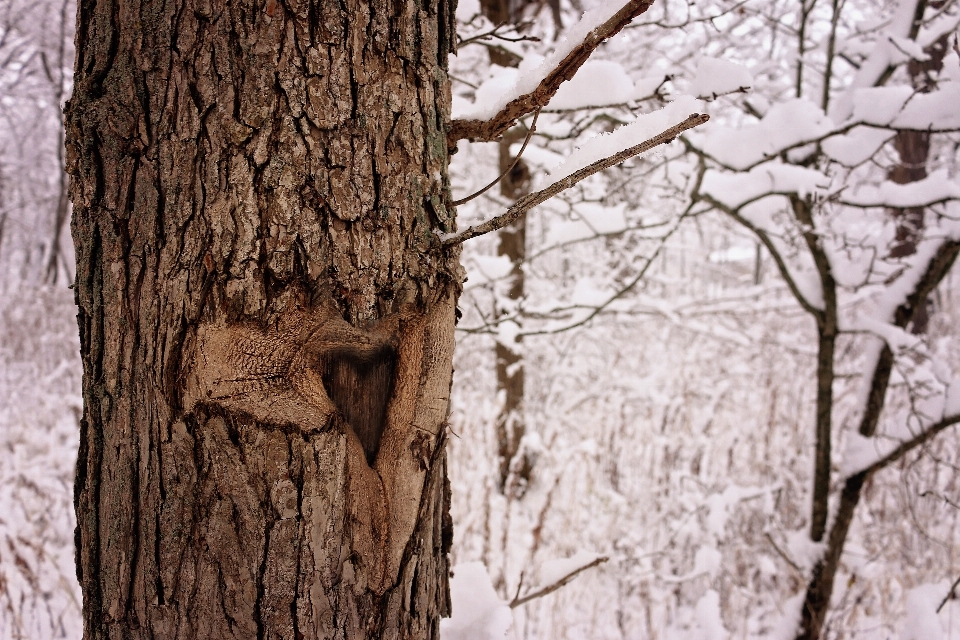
[443,113,709,246]
[509,555,609,608]
[449,0,656,145]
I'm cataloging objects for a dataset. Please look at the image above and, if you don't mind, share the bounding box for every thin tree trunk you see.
[494,126,532,498]
[66,1,460,637]
[886,31,950,333]
[796,239,960,640]
[790,195,837,543]
[42,0,72,285]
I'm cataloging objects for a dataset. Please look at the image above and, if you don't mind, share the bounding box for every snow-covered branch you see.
[685,92,960,175]
[444,111,709,246]
[441,113,710,246]
[449,0,655,145]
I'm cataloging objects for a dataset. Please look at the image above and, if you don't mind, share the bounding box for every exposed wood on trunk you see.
[66,0,461,637]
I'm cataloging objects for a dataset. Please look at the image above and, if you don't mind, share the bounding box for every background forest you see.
[2,0,960,638]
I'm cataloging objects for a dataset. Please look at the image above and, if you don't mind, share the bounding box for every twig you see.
[512,572,525,603]
[443,113,709,245]
[452,109,540,207]
[920,490,960,511]
[937,574,960,613]
[450,0,656,145]
[855,413,960,478]
[509,556,609,608]
[764,532,805,579]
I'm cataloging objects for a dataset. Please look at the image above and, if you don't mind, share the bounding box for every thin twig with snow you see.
[443,113,709,246]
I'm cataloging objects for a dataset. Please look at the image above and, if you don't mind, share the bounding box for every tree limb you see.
[443,113,709,245]
[509,555,609,608]
[449,0,656,145]
[857,412,960,478]
[937,573,960,613]
[695,192,822,317]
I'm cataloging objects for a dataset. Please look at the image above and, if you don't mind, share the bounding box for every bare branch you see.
[509,556,609,608]
[937,574,960,613]
[764,532,805,579]
[857,412,960,478]
[449,0,656,145]
[443,113,709,246]
[452,109,540,207]
[695,191,822,317]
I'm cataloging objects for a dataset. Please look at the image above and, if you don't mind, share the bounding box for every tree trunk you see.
[494,126,531,499]
[796,31,953,640]
[789,195,837,544]
[885,32,950,333]
[66,0,460,638]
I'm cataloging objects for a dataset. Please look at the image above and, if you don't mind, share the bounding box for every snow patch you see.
[688,57,752,100]
[821,126,895,167]
[441,562,513,640]
[843,170,960,208]
[701,163,830,209]
[547,60,636,110]
[696,98,833,170]
[900,582,947,640]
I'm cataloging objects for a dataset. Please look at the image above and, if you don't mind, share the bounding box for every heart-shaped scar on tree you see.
[182,296,456,588]
[184,301,402,466]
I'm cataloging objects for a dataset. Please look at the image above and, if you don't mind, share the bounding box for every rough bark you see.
[66,0,460,638]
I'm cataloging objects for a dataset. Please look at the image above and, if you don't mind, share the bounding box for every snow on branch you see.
[449,0,655,145]
[688,91,960,173]
[827,0,922,122]
[443,109,708,246]
[840,170,960,208]
[699,161,960,213]
[699,163,830,210]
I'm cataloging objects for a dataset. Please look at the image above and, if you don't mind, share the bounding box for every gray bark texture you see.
[65,0,461,638]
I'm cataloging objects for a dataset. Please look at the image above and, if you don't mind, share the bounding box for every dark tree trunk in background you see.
[476,0,535,501]
[494,127,532,499]
[66,0,461,637]
[886,31,949,333]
